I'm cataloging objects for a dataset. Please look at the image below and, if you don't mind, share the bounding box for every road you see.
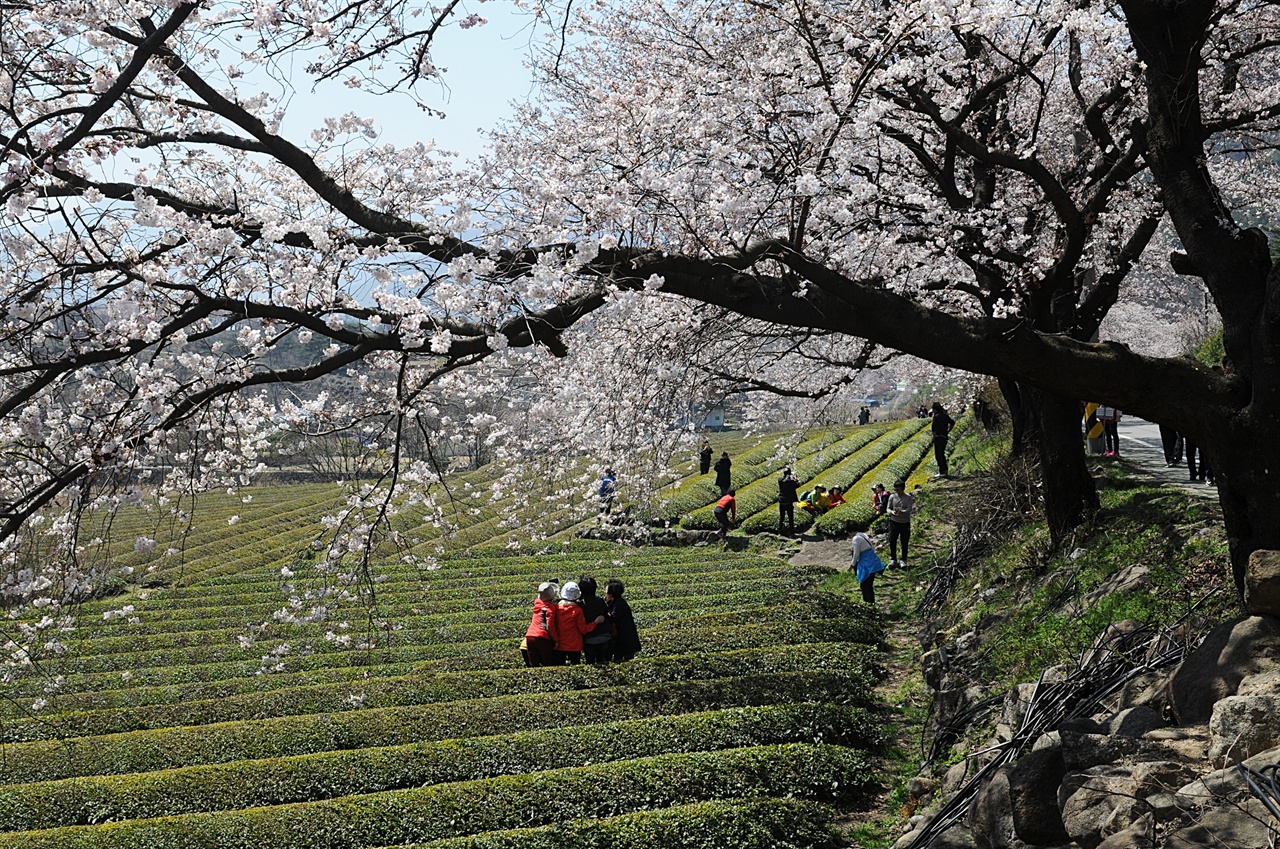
[1107,417,1218,499]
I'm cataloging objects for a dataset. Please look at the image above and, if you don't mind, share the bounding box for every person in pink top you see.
[555,581,606,665]
[523,581,561,667]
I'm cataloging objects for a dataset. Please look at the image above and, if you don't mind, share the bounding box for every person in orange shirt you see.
[554,581,606,665]
[523,581,561,667]
[714,490,736,538]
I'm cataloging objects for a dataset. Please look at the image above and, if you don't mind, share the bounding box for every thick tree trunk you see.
[1024,387,1098,546]
[999,378,1032,457]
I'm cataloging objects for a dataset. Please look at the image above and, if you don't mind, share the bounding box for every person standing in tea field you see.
[597,468,617,519]
[577,575,613,664]
[699,439,713,475]
[777,467,800,535]
[606,579,641,662]
[886,480,916,568]
[524,581,561,667]
[554,581,606,665]
[714,451,732,496]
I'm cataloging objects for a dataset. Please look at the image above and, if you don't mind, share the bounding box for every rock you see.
[1169,615,1280,724]
[923,648,947,690]
[942,759,971,796]
[1079,620,1146,667]
[1208,693,1280,765]
[1165,797,1273,848]
[1032,731,1060,752]
[1059,730,1144,771]
[908,775,940,806]
[1059,761,1196,849]
[1094,813,1155,849]
[1059,765,1152,849]
[1245,550,1280,616]
[1110,669,1169,714]
[929,826,981,848]
[999,683,1039,736]
[1176,741,1280,808]
[1107,706,1165,738]
[968,747,1068,848]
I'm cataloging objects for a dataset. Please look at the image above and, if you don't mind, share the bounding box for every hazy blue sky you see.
[278,3,540,161]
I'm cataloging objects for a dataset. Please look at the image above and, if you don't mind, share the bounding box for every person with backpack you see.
[850,520,886,604]
[597,468,617,519]
[778,468,800,534]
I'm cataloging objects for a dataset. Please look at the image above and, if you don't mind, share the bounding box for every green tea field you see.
[0,420,961,847]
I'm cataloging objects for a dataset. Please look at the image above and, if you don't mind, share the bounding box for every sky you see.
[279,3,540,161]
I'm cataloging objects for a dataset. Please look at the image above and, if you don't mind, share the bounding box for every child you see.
[605,579,641,662]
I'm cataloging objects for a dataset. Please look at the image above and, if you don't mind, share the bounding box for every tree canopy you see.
[1,0,1278,645]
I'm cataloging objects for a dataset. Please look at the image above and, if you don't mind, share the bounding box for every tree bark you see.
[1024,388,1098,545]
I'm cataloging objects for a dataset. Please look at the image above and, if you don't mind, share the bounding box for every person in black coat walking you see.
[930,402,956,477]
[714,451,732,496]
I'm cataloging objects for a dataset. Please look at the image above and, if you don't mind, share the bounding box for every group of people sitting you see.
[522,575,642,666]
[797,484,846,515]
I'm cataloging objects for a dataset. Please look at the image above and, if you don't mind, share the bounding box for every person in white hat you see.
[554,580,606,665]
[523,581,560,667]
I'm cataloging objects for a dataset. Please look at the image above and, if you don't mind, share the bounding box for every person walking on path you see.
[850,520,887,604]
[886,480,916,568]
[1158,422,1183,467]
[1187,438,1215,485]
[597,468,617,519]
[1098,405,1122,456]
[524,581,561,667]
[714,490,736,538]
[930,402,956,477]
[777,468,800,535]
[714,451,732,496]
[699,440,713,475]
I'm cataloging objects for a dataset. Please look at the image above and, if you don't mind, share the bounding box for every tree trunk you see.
[999,378,1032,457]
[1024,387,1098,546]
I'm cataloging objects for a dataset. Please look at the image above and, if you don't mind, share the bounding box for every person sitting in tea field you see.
[605,579,641,662]
[554,580,607,665]
[827,486,847,510]
[524,581,561,667]
[798,485,829,515]
[577,575,614,664]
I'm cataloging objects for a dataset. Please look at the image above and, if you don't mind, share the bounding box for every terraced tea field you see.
[0,420,970,847]
[0,544,884,848]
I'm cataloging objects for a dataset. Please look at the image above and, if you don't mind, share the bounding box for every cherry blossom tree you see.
[478,0,1279,588]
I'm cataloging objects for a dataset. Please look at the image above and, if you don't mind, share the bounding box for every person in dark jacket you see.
[605,579,641,662]
[931,402,956,476]
[577,575,613,664]
[699,440,713,475]
[713,451,732,495]
[778,467,800,534]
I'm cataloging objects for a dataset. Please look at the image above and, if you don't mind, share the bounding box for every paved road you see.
[1107,417,1218,499]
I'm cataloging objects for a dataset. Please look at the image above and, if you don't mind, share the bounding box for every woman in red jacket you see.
[555,581,606,665]
[524,581,561,667]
